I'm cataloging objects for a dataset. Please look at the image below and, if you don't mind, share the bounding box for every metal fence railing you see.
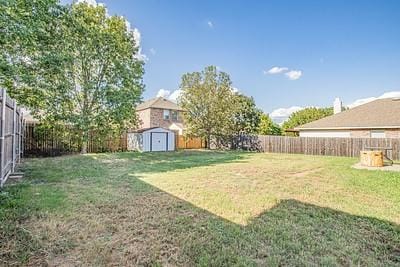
[24,123,127,157]
[0,88,24,187]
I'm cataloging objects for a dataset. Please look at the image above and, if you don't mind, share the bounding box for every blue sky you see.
[67,0,400,121]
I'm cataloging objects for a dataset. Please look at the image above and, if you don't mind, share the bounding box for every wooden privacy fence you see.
[0,89,24,187]
[24,123,127,157]
[176,135,206,149]
[256,135,400,160]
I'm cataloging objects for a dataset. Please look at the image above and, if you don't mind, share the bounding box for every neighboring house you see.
[136,97,185,135]
[295,97,400,138]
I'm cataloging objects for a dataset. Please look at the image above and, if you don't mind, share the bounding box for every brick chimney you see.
[333,97,342,114]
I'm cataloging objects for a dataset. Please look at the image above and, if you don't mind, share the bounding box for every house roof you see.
[169,122,185,131]
[295,98,400,130]
[136,97,183,111]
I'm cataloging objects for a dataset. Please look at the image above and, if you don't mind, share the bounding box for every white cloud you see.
[265,66,288,75]
[132,28,141,45]
[124,19,131,31]
[230,87,239,94]
[269,106,304,125]
[270,106,303,119]
[155,89,182,102]
[132,28,148,62]
[169,90,182,102]
[347,91,400,109]
[264,66,302,80]
[207,20,214,28]
[346,97,376,109]
[379,91,400,99]
[156,89,170,98]
[149,48,156,55]
[285,70,302,80]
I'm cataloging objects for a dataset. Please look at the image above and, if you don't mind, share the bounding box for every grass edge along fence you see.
[256,135,400,160]
[0,89,24,187]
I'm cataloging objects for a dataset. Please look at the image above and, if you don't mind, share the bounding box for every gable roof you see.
[295,98,400,130]
[136,97,183,111]
[131,127,173,133]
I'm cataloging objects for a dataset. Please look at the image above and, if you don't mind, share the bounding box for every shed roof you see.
[295,98,400,130]
[136,97,183,111]
[131,127,173,133]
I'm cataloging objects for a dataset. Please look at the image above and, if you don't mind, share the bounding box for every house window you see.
[171,110,178,121]
[163,109,170,120]
[370,130,385,138]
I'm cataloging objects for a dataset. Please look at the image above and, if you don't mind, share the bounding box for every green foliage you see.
[0,0,64,107]
[179,66,264,147]
[0,1,144,152]
[282,107,333,133]
[231,95,262,134]
[258,113,282,135]
[179,66,237,147]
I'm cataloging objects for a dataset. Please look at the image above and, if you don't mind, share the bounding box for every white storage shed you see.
[128,127,175,152]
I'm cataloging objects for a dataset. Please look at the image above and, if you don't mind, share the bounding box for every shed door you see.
[151,132,168,151]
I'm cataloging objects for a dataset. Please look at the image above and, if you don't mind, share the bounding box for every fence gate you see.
[0,89,24,187]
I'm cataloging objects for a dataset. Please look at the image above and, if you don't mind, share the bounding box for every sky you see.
[65,0,400,122]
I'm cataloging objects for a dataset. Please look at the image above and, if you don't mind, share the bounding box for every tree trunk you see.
[81,141,87,154]
[81,130,88,154]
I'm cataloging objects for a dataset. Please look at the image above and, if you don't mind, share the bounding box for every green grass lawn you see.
[1,151,399,266]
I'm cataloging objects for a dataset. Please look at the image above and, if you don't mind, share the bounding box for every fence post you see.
[18,110,22,162]
[0,89,6,187]
[12,100,16,172]
[20,116,24,160]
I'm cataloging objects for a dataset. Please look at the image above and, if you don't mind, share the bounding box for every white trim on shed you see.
[128,127,175,152]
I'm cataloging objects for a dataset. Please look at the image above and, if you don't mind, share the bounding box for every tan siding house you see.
[295,98,400,138]
[136,97,185,134]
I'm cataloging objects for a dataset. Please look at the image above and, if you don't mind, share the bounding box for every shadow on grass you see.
[19,150,249,185]
[107,150,250,174]
[1,151,399,265]
[119,179,400,266]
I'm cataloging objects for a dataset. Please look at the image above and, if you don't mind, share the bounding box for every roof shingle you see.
[296,98,400,130]
[136,97,183,111]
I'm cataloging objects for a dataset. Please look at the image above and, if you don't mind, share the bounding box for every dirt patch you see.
[289,168,323,178]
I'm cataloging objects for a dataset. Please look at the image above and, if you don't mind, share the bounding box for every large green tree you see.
[179,66,237,148]
[1,1,144,153]
[258,113,282,135]
[231,94,262,135]
[0,0,64,107]
[282,107,333,134]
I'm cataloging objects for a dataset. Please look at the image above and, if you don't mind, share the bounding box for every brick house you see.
[295,97,400,138]
[136,97,185,135]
